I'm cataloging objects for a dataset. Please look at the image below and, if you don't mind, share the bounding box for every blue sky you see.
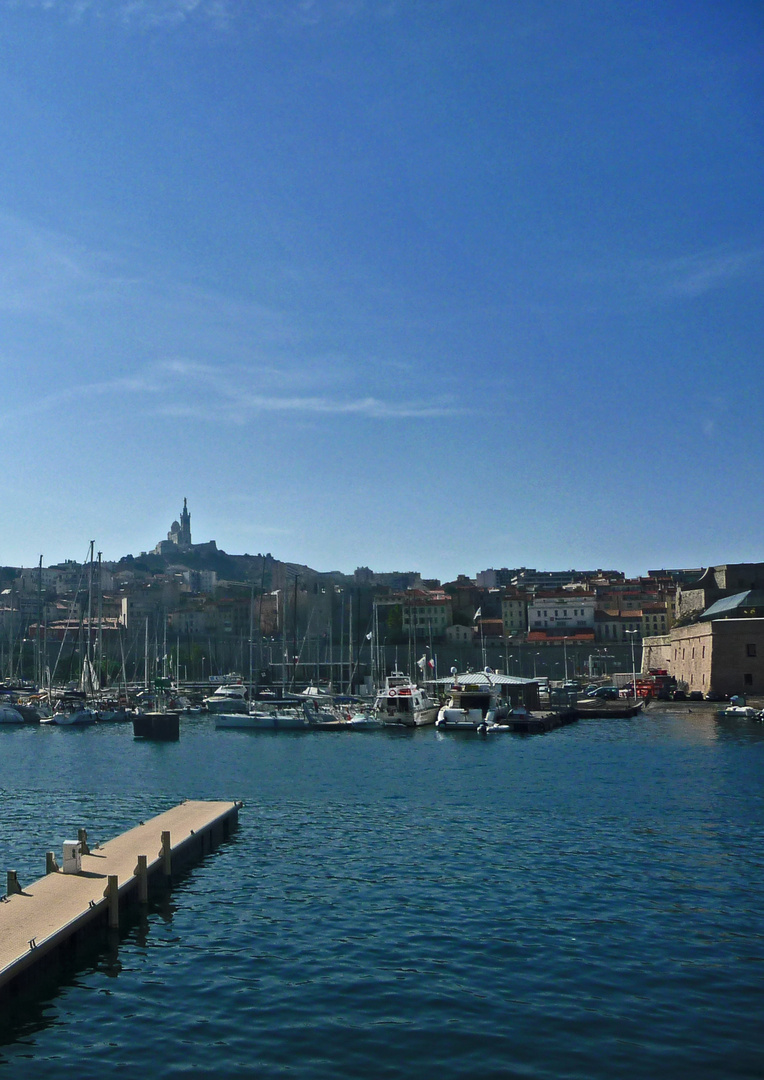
[2,0,762,580]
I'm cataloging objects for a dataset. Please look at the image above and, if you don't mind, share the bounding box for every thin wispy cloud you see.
[148,361,460,421]
[0,213,110,315]
[573,245,764,314]
[2,356,461,424]
[1,0,387,29]
[3,0,236,27]
[637,248,763,301]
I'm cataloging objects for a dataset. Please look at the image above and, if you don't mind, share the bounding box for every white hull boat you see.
[717,705,761,720]
[436,676,509,731]
[204,683,249,713]
[53,708,97,726]
[215,710,311,730]
[347,712,385,730]
[374,672,439,727]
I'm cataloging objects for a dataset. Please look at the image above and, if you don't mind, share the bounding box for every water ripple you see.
[1,710,764,1078]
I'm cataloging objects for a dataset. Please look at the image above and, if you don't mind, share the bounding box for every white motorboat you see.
[203,683,249,714]
[347,712,385,730]
[717,705,760,720]
[374,672,439,727]
[436,672,510,731]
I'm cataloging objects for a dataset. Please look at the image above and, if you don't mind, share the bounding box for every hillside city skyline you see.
[2,499,718,585]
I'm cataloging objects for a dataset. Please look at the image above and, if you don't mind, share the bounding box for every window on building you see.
[744,673,753,686]
[746,644,757,658]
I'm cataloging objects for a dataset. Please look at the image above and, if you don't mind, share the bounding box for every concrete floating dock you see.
[497,710,578,734]
[0,799,241,998]
[132,711,181,740]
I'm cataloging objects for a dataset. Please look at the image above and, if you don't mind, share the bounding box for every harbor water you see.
[1,705,763,1078]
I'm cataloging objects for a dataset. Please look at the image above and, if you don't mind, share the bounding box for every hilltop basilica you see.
[154,499,217,557]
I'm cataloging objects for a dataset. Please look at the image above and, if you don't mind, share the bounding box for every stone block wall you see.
[643,619,764,696]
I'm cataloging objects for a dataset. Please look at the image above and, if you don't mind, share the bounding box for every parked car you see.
[688,691,704,701]
[587,686,620,700]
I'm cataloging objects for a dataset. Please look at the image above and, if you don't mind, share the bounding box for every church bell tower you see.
[179,497,192,547]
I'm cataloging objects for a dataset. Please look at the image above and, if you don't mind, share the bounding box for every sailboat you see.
[55,542,98,725]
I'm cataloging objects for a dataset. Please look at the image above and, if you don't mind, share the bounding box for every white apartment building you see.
[528,595,596,634]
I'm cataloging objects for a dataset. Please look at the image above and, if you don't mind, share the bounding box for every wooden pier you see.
[0,800,241,998]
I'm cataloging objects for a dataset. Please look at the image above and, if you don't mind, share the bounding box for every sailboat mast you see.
[97,551,103,690]
[347,594,352,695]
[292,576,298,690]
[248,581,254,701]
[36,555,43,689]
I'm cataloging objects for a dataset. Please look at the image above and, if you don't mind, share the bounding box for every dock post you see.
[105,875,119,928]
[161,831,172,877]
[136,855,148,902]
[46,852,60,874]
[6,871,22,896]
[78,829,90,855]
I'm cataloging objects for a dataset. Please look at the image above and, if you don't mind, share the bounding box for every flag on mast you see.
[473,607,482,622]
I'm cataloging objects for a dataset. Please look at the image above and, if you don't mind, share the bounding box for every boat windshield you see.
[452,692,492,714]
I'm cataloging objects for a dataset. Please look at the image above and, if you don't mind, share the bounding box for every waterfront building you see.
[675,563,764,621]
[501,592,529,638]
[511,568,623,591]
[17,566,67,591]
[527,593,596,635]
[594,609,645,643]
[120,591,163,629]
[354,567,423,590]
[698,590,764,622]
[476,568,516,588]
[642,618,764,697]
[641,604,670,638]
[399,590,452,637]
[377,588,452,639]
[475,617,504,642]
[180,569,218,594]
[168,607,211,636]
